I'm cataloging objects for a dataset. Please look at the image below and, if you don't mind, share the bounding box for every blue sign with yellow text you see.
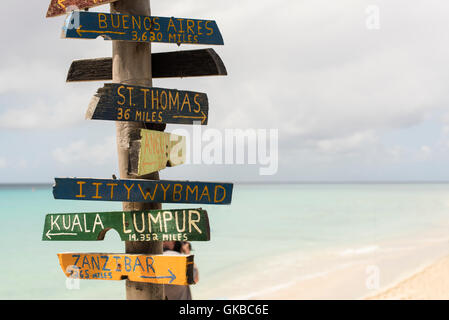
[53,178,233,205]
[63,11,224,45]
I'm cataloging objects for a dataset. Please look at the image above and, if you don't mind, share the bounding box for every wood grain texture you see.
[42,209,210,241]
[111,0,164,300]
[58,253,195,285]
[46,0,118,18]
[86,84,209,125]
[67,58,112,82]
[66,49,227,82]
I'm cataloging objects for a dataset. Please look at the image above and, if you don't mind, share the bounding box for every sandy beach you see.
[247,250,449,300]
[193,230,449,300]
[366,255,449,300]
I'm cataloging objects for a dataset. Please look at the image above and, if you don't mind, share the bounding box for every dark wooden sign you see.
[43,208,210,241]
[86,84,208,125]
[46,0,118,18]
[128,129,186,176]
[63,11,224,45]
[66,49,227,82]
[53,178,233,205]
[58,253,194,285]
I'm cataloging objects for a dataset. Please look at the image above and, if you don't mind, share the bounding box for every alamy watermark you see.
[365,5,380,30]
[65,265,80,290]
[64,6,80,30]
[365,265,380,290]
[170,124,279,176]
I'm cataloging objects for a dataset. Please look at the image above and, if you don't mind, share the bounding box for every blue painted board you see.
[87,84,209,125]
[53,178,233,205]
[63,11,224,45]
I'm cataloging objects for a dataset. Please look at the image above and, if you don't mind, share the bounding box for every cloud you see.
[0,157,6,169]
[0,92,89,129]
[0,62,63,95]
[314,131,379,155]
[419,145,432,160]
[1,0,449,181]
[5,0,447,139]
[52,136,116,166]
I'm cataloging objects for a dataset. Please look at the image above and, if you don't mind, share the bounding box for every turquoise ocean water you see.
[1,183,449,299]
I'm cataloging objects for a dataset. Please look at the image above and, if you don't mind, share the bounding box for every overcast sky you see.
[1,0,449,183]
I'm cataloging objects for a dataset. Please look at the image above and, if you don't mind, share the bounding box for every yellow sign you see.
[137,129,186,176]
[58,253,194,285]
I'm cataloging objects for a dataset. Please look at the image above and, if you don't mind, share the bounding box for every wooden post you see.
[111,0,166,300]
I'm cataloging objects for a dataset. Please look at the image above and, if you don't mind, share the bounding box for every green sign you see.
[43,208,210,242]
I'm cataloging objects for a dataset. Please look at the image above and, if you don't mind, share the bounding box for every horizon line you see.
[2,180,449,186]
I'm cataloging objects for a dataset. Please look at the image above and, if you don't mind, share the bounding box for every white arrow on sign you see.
[46,230,77,240]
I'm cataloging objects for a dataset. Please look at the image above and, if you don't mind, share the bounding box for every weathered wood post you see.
[46,0,230,300]
[110,0,165,300]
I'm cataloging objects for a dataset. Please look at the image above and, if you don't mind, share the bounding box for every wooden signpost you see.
[43,209,210,241]
[58,253,194,285]
[66,49,227,82]
[62,11,224,45]
[53,178,233,204]
[128,129,186,176]
[44,0,231,300]
[86,84,209,125]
